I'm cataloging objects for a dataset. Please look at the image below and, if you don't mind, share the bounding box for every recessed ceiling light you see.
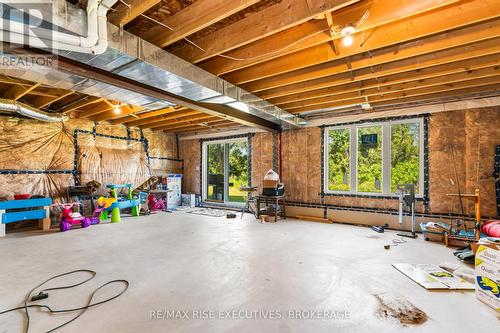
[340,24,355,36]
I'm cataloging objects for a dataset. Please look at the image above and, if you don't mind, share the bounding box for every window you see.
[203,138,250,204]
[326,128,350,191]
[357,125,382,193]
[324,118,424,197]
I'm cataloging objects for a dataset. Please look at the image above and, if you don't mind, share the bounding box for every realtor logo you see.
[0,1,57,68]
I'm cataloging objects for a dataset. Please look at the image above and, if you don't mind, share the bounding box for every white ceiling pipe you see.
[0,30,103,53]
[0,0,116,54]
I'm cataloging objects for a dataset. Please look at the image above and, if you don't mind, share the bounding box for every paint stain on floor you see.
[375,294,428,325]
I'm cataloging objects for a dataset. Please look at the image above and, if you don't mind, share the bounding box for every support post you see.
[41,206,51,231]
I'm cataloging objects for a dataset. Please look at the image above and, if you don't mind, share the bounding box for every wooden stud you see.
[144,0,260,48]
[108,0,161,26]
[127,110,201,127]
[40,206,51,231]
[282,66,500,110]
[170,0,357,63]
[269,53,500,106]
[3,82,40,100]
[145,115,218,130]
[291,75,500,113]
[110,106,179,125]
[252,30,500,97]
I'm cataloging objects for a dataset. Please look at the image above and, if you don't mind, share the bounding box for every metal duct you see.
[0,0,304,128]
[0,98,69,122]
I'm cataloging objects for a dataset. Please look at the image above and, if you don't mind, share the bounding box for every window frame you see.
[323,118,424,198]
[202,137,249,205]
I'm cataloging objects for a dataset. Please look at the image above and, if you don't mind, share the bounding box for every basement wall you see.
[0,116,178,202]
[179,106,500,226]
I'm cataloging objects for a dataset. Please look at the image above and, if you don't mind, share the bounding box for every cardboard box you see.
[475,245,500,312]
[181,194,197,208]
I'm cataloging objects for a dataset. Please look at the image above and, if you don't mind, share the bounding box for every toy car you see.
[55,203,91,232]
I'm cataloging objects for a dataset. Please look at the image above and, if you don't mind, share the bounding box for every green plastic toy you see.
[101,184,140,223]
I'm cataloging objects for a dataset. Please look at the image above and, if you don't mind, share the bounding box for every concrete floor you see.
[0,212,498,332]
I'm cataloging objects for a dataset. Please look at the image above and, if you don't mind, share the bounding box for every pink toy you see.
[148,194,165,212]
[54,202,91,232]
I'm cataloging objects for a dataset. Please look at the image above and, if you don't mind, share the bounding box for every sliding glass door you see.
[206,143,225,202]
[203,139,249,205]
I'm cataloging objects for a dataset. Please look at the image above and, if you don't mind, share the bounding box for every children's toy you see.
[101,184,140,223]
[0,197,52,237]
[90,197,116,224]
[147,190,170,212]
[55,202,91,232]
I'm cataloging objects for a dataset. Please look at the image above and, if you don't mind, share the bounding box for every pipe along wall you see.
[180,106,500,229]
[0,116,180,202]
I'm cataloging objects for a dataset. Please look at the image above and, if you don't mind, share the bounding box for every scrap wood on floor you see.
[295,215,333,224]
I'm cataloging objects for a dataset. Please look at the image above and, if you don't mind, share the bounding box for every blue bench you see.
[0,198,52,237]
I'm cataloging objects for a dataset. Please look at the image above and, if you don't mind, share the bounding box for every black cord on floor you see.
[0,269,129,333]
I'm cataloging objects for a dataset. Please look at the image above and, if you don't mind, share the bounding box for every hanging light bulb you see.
[342,35,353,47]
[113,104,121,114]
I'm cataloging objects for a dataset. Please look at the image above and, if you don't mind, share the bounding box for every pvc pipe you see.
[0,0,116,55]
[0,30,100,53]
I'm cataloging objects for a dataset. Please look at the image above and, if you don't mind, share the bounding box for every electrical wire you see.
[0,269,129,333]
[111,1,371,63]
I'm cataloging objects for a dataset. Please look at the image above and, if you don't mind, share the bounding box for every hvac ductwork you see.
[0,99,68,122]
[0,0,304,128]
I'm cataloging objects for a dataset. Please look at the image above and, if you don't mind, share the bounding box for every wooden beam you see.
[163,122,237,134]
[160,120,233,133]
[91,105,143,122]
[290,75,500,113]
[126,110,201,127]
[110,106,179,125]
[170,0,359,63]
[143,114,217,130]
[3,83,40,100]
[51,55,280,132]
[282,66,500,110]
[76,102,113,118]
[59,96,104,114]
[200,0,459,75]
[249,23,500,96]
[144,0,260,48]
[108,0,161,26]
[324,12,339,55]
[366,84,500,109]
[224,0,500,85]
[31,91,74,109]
[271,53,500,106]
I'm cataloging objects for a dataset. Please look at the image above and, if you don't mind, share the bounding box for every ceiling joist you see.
[144,0,260,48]
[225,0,500,85]
[170,0,359,63]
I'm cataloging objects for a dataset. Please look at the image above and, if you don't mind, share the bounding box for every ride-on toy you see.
[92,197,116,224]
[55,202,91,232]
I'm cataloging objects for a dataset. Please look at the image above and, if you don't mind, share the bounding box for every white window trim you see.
[323,118,424,198]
